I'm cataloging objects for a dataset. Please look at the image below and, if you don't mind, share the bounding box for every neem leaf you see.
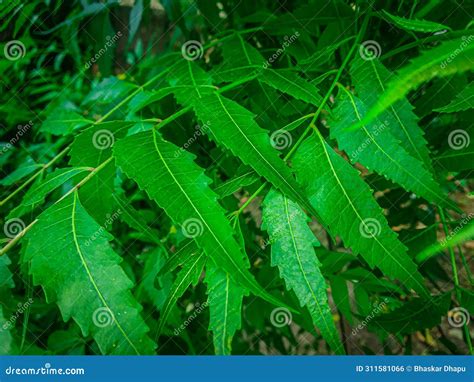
[434,82,474,113]
[114,130,286,309]
[330,90,455,210]
[262,189,344,354]
[8,167,91,219]
[40,108,92,136]
[293,133,428,297]
[194,93,315,215]
[350,55,432,168]
[368,293,451,334]
[168,60,315,216]
[156,251,206,337]
[260,69,323,107]
[352,37,474,129]
[206,262,246,355]
[24,192,155,355]
[382,10,451,33]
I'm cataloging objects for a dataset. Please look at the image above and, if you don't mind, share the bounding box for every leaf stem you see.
[230,15,371,214]
[1,67,174,207]
[0,146,70,207]
[231,183,267,218]
[0,157,114,256]
[381,29,471,61]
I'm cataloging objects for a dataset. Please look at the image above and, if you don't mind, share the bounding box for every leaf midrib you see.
[345,90,442,203]
[157,252,205,335]
[282,195,335,343]
[264,70,321,104]
[314,131,426,293]
[71,191,140,355]
[151,129,253,290]
[369,60,425,164]
[215,93,304,206]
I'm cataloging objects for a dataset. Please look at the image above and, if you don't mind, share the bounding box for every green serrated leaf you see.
[293,133,428,297]
[167,60,315,216]
[260,69,323,107]
[114,130,286,309]
[194,93,314,214]
[24,192,155,355]
[206,262,245,355]
[350,56,432,168]
[352,37,474,129]
[156,251,206,337]
[434,82,474,113]
[214,169,260,199]
[330,89,455,210]
[40,108,93,136]
[382,10,451,33]
[262,189,344,354]
[20,167,90,207]
[369,293,451,334]
[8,167,91,219]
[0,163,42,186]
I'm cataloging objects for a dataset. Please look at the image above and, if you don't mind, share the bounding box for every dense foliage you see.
[0,0,473,356]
